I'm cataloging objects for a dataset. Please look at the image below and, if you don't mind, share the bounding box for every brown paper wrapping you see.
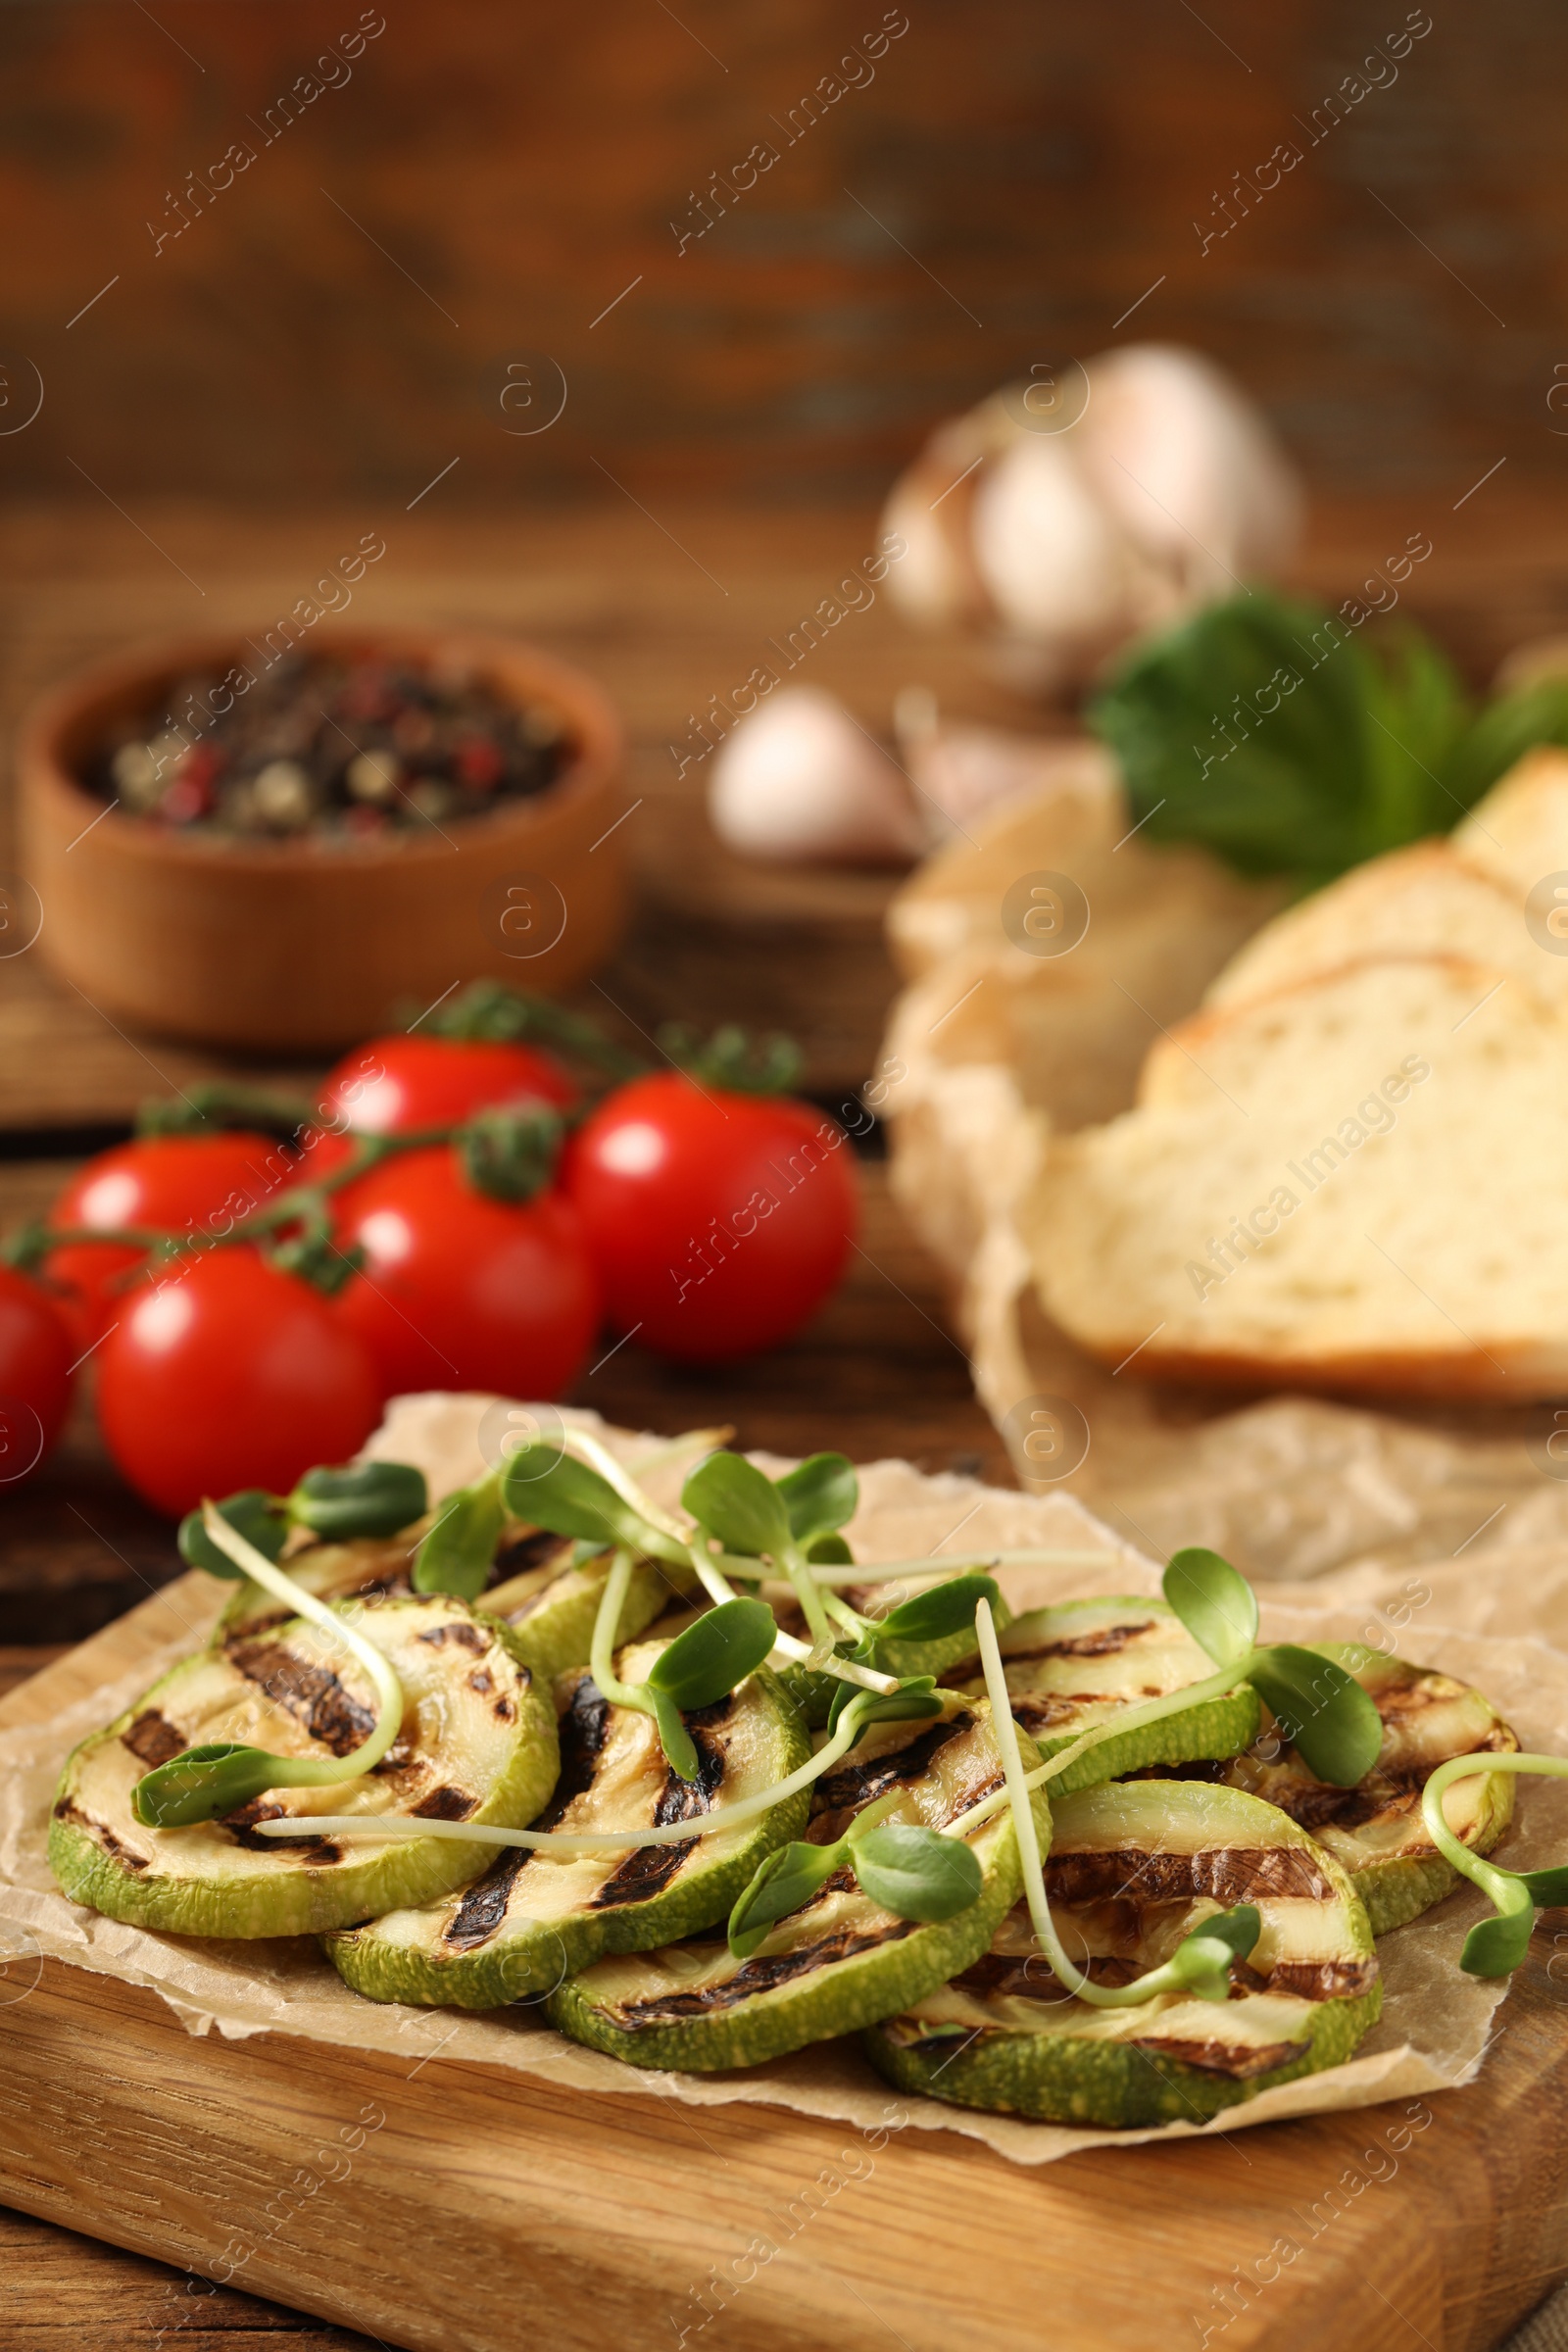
[4,1395,1563,2167]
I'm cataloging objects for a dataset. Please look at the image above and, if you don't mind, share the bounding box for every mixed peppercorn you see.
[86,651,574,840]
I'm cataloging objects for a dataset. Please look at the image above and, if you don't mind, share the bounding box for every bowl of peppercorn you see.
[18,628,629,1052]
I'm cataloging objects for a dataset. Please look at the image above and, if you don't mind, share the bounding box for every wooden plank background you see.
[0,0,1560,509]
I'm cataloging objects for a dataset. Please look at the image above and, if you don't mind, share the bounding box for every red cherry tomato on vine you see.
[563,1075,858,1362]
[46,1131,288,1347]
[96,1249,380,1517]
[0,1264,74,1487]
[318,1035,575,1137]
[331,1147,599,1400]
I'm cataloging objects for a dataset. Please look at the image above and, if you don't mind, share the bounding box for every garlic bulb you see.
[883,342,1300,692]
[708,688,925,866]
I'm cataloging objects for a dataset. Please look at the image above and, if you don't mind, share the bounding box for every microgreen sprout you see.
[176,1459,429,1574]
[1417,1752,1568,1977]
[726,1786,982,1959]
[133,1501,407,1828]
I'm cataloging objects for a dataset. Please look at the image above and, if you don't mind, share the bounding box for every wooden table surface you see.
[4,490,1568,2346]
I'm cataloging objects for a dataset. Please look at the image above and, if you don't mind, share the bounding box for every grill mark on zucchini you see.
[221,1798,341,1863]
[53,1794,148,1869]
[227,1638,377,1756]
[444,1846,528,1949]
[410,1785,477,1821]
[589,1709,731,1911]
[1005,1622,1154,1664]
[613,1920,923,2024]
[1128,2032,1307,2081]
[121,1710,186,1766]
[493,1530,575,1586]
[809,1711,973,1831]
[418,1622,490,1656]
[1046,1844,1336,1906]
[535,1678,612,1830]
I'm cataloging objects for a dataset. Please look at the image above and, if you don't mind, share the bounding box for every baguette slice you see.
[1204,840,1565,1013]
[1453,744,1568,898]
[1030,953,1568,1398]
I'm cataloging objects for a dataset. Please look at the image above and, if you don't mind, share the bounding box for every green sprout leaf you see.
[1163,1547,1258,1668]
[414,1477,505,1601]
[775,1453,858,1545]
[291,1461,428,1541]
[1460,1879,1536,1979]
[501,1446,662,1554]
[131,1740,287,1827]
[177,1492,288,1578]
[647,1685,702,1784]
[681,1451,792,1560]
[849,1822,982,1923]
[805,1531,854,1567]
[870,1572,1000,1648]
[644,1597,777,1712]
[1249,1643,1384,1788]
[728,1838,846,1959]
[1521,1865,1568,1907]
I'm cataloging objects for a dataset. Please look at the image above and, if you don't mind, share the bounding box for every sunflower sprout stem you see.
[588,1547,651,1714]
[1422,1751,1568,1892]
[257,1693,882,1855]
[974,1597,1206,2011]
[796,1549,1121,1590]
[199,1504,404,1780]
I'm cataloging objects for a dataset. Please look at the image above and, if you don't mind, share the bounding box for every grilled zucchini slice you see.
[548,1694,1042,2072]
[219,1522,683,1682]
[50,1595,559,1938]
[944,1594,1259,1789]
[323,1647,809,2008]
[866,1779,1380,2127]
[1158,1642,1519,1935]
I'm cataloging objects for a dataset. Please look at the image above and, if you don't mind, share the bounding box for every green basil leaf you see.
[1089,590,1476,887]
[501,1446,656,1552]
[850,1822,982,1923]
[177,1492,287,1579]
[871,1572,999,1646]
[727,1838,847,1959]
[1460,1880,1536,1978]
[131,1741,286,1827]
[1249,1643,1384,1788]
[413,1478,505,1601]
[825,1674,942,1738]
[680,1451,791,1559]
[1521,1864,1568,1907]
[645,1597,778,1711]
[291,1460,428,1541]
[648,1684,701,1784]
[805,1531,854,1566]
[775,1452,858,1544]
[1162,1547,1258,1668]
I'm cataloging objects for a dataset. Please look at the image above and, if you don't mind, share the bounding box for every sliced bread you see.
[1029,954,1568,1398]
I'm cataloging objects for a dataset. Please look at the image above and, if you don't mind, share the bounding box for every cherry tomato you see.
[563,1075,858,1362]
[46,1131,289,1347]
[332,1148,599,1400]
[0,1264,74,1487]
[318,1035,575,1136]
[96,1249,380,1517]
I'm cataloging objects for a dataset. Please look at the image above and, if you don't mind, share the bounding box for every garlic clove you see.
[969,431,1177,683]
[1077,343,1301,595]
[708,687,925,866]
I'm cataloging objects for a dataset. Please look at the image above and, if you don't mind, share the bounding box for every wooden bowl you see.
[18,627,630,1053]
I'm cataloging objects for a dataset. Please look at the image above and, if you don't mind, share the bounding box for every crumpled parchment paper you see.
[3,1394,1561,2169]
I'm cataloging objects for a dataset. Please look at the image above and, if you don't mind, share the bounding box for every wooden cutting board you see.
[1,1598,1566,2352]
